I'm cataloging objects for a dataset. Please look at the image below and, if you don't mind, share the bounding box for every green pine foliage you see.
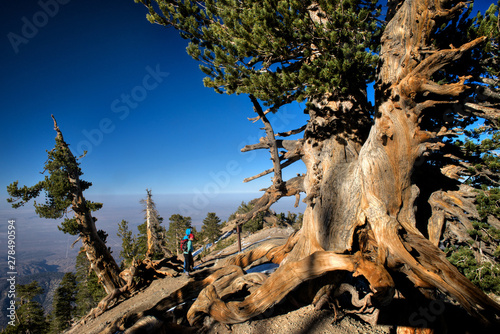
[275,211,304,230]
[446,122,500,295]
[165,214,194,254]
[117,220,140,268]
[116,193,168,267]
[137,221,168,259]
[4,281,49,334]
[448,183,500,295]
[228,201,265,233]
[135,0,381,107]
[454,126,500,189]
[293,212,304,231]
[49,273,77,333]
[447,246,500,294]
[74,249,106,317]
[244,214,264,233]
[474,1,500,79]
[134,220,168,259]
[6,122,102,235]
[276,211,297,226]
[445,131,500,295]
[201,212,222,245]
[476,188,500,220]
[136,221,149,256]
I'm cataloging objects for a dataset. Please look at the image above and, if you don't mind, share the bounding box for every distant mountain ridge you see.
[0,259,71,330]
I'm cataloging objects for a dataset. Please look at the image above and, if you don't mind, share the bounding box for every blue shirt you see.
[184,239,193,254]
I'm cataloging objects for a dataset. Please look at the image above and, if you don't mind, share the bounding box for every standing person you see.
[188,233,195,271]
[183,229,194,276]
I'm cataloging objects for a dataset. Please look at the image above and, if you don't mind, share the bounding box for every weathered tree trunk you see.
[285,90,372,262]
[49,118,187,331]
[359,0,499,323]
[146,189,154,257]
[52,116,124,294]
[102,1,500,332]
[143,189,171,258]
[185,0,500,325]
[78,212,124,295]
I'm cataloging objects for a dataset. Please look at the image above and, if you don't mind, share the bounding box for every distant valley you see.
[0,257,72,330]
[0,192,305,330]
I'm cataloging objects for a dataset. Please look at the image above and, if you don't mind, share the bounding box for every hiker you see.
[183,229,194,276]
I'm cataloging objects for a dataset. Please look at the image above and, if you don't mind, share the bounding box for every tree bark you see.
[356,0,499,322]
[285,90,372,261]
[146,189,154,257]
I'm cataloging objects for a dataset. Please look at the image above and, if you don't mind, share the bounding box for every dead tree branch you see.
[243,157,301,183]
[249,95,283,188]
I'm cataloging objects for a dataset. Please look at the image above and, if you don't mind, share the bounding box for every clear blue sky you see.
[0,0,308,200]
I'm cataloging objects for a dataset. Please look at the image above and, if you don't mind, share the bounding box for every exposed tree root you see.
[334,283,379,325]
[396,327,435,334]
[220,230,300,268]
[187,250,394,325]
[100,220,500,334]
[398,232,500,323]
[361,173,500,325]
[141,256,185,278]
[313,284,336,311]
[100,236,295,333]
[77,255,184,329]
[123,315,165,334]
[101,265,247,334]
[101,232,398,333]
[368,204,500,323]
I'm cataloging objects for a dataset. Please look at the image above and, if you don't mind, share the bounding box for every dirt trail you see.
[66,227,392,334]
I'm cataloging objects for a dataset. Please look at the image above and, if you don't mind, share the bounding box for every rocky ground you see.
[64,227,498,334]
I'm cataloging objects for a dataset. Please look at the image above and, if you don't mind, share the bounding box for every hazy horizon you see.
[1,191,306,275]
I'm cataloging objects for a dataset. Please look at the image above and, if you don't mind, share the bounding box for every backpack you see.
[180,238,188,252]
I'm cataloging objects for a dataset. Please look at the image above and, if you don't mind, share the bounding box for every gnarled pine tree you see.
[6,117,183,325]
[7,116,124,295]
[113,0,499,332]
